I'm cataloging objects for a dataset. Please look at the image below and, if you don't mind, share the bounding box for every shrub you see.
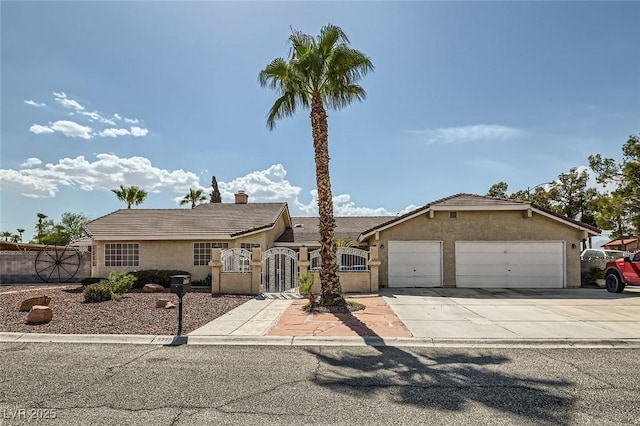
[107,271,136,295]
[582,267,604,286]
[82,272,136,302]
[192,274,212,286]
[130,270,190,288]
[83,281,113,303]
[298,272,316,305]
[80,277,104,287]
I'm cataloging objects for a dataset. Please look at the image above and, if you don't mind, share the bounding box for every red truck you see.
[603,250,640,293]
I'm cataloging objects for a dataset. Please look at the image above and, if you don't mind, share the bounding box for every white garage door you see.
[455,241,565,288]
[388,241,442,287]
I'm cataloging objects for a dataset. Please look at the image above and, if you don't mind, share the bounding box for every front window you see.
[104,243,139,267]
[193,242,229,266]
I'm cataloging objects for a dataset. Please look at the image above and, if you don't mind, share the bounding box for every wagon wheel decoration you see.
[35,244,81,283]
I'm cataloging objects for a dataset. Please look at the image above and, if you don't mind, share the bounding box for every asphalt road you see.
[1,343,639,425]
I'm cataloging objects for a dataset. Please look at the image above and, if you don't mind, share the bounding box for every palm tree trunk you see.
[310,94,344,306]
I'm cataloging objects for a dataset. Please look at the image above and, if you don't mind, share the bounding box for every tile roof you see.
[275,216,392,244]
[85,203,288,239]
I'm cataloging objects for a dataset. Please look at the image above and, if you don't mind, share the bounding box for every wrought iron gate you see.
[262,247,298,293]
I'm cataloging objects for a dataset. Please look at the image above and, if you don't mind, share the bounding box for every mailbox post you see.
[170,275,191,335]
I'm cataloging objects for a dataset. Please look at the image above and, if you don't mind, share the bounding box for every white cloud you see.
[219,164,302,202]
[409,124,523,144]
[53,91,85,111]
[130,127,148,137]
[24,100,46,107]
[79,111,116,125]
[0,169,59,198]
[50,120,93,139]
[294,190,396,216]
[0,154,201,198]
[26,92,149,140]
[2,159,410,218]
[20,158,43,168]
[29,124,54,134]
[99,128,131,137]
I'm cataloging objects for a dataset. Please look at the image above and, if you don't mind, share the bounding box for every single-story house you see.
[84,191,600,290]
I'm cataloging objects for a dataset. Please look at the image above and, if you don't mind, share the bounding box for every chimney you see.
[234,190,249,204]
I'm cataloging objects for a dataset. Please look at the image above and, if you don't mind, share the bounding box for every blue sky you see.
[1,1,639,242]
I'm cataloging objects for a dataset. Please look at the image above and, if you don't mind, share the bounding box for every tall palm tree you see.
[259,24,373,306]
[180,188,208,209]
[16,228,25,243]
[111,185,148,209]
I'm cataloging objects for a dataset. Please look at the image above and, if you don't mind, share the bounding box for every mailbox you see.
[169,275,191,336]
[170,275,191,296]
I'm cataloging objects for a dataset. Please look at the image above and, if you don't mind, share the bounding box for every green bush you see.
[83,281,113,303]
[107,271,136,295]
[298,273,315,296]
[130,270,190,288]
[192,274,212,286]
[80,277,104,287]
[83,272,136,302]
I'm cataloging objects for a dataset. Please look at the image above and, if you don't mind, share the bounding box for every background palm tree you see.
[2,231,11,241]
[259,24,373,306]
[180,188,208,208]
[16,228,25,243]
[111,185,148,209]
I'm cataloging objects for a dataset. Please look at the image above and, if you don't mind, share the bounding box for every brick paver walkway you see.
[268,296,412,337]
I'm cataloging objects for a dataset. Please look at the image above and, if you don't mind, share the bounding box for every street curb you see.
[2,332,640,348]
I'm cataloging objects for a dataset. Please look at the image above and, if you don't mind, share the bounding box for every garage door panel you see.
[456,241,565,288]
[388,241,442,288]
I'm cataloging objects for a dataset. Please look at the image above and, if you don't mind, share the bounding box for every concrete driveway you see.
[381,287,640,340]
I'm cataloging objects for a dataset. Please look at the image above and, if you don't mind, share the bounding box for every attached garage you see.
[357,194,601,289]
[388,241,442,287]
[455,241,565,288]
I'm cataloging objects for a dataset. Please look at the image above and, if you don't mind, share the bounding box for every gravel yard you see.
[0,285,252,335]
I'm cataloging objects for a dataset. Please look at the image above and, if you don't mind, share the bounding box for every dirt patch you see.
[0,285,252,335]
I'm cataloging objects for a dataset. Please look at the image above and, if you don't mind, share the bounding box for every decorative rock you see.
[164,302,176,309]
[143,284,165,293]
[156,299,170,308]
[26,305,53,325]
[19,296,51,312]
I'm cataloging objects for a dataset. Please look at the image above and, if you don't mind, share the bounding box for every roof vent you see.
[294,223,304,228]
[234,191,249,204]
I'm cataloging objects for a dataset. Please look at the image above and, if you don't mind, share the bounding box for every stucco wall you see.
[219,272,253,294]
[92,214,290,281]
[367,210,584,288]
[93,240,219,281]
[1,250,91,284]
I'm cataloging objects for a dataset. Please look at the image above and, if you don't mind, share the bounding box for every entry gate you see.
[262,247,298,293]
